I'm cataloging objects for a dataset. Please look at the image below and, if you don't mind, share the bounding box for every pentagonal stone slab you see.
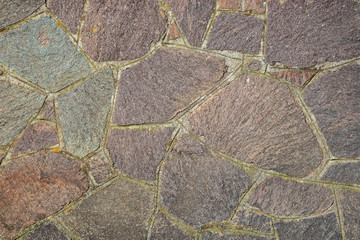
[340,191,360,239]
[0,16,91,92]
[322,162,360,185]
[114,47,227,125]
[265,0,360,67]
[305,64,360,158]
[189,74,323,178]
[151,213,192,240]
[25,223,69,240]
[56,68,114,158]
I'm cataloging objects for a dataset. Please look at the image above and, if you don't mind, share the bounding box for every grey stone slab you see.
[340,190,360,239]
[25,223,69,240]
[151,212,192,240]
[322,162,360,185]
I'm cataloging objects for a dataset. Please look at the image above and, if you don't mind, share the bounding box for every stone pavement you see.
[0,0,359,239]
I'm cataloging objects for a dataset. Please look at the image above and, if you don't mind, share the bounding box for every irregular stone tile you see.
[245,59,262,72]
[270,70,315,87]
[189,74,323,178]
[0,0,44,30]
[322,162,360,185]
[0,16,91,92]
[48,0,85,33]
[340,191,360,239]
[0,151,88,240]
[305,64,360,158]
[61,179,155,239]
[114,47,227,125]
[201,232,271,240]
[249,177,333,216]
[208,14,263,55]
[107,128,173,180]
[276,213,341,240]
[0,81,45,146]
[89,152,111,184]
[232,210,272,233]
[160,135,252,228]
[218,0,242,9]
[244,0,265,14]
[151,212,192,240]
[167,23,180,41]
[265,0,360,67]
[166,0,215,47]
[57,68,114,158]
[25,223,69,240]
[38,100,55,120]
[81,0,167,61]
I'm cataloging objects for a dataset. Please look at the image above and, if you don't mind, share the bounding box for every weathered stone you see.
[166,0,215,47]
[244,0,265,14]
[13,122,58,156]
[218,0,242,9]
[89,151,110,184]
[232,210,272,233]
[160,135,252,228]
[0,17,91,92]
[61,179,155,240]
[276,213,341,240]
[57,68,114,158]
[245,59,262,72]
[189,74,323,178]
[322,162,360,185]
[81,0,167,61]
[249,177,333,216]
[167,23,180,40]
[208,14,263,55]
[201,232,271,240]
[106,128,174,180]
[340,191,360,239]
[0,0,44,30]
[0,81,45,146]
[48,0,85,33]
[270,70,314,87]
[25,223,69,240]
[266,0,360,67]
[305,64,360,158]
[114,47,227,125]
[151,212,192,239]
[38,100,55,120]
[0,151,88,240]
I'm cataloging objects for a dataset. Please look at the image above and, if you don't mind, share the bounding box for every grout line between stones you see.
[332,186,347,240]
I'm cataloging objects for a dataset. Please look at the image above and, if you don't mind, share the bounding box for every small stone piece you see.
[270,70,314,87]
[201,232,271,240]
[106,128,174,180]
[208,14,263,55]
[61,179,155,240]
[0,151,88,240]
[13,122,58,156]
[218,0,242,9]
[244,0,265,14]
[151,212,192,239]
[249,177,333,216]
[57,68,114,158]
[245,59,262,72]
[232,210,272,233]
[305,64,360,158]
[114,47,227,125]
[340,191,360,239]
[275,213,341,240]
[0,81,45,146]
[89,151,110,184]
[25,223,69,240]
[38,100,55,120]
[322,162,360,185]
[160,135,252,228]
[167,23,180,41]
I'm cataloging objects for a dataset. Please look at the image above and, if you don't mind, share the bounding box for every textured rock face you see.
[340,191,360,239]
[305,64,360,158]
[265,0,360,67]
[232,210,272,233]
[270,70,315,87]
[0,16,91,92]
[89,152,111,184]
[38,100,55,120]
[218,0,242,9]
[151,213,192,240]
[322,162,360,185]
[25,223,69,240]
[114,47,227,125]
[201,232,271,240]
[244,0,265,14]
[189,74,323,178]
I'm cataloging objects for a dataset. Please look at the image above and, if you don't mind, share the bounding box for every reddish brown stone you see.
[89,152,110,184]
[38,100,55,120]
[114,47,227,125]
[167,23,180,40]
[270,70,315,87]
[81,0,167,61]
[189,74,323,178]
[151,212,192,239]
[244,0,265,14]
[0,151,88,240]
[218,0,242,9]
[249,177,333,216]
[340,191,360,239]
[201,232,271,240]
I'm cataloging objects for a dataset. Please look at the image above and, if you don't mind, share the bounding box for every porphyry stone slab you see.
[25,223,69,240]
[189,74,323,178]
[322,162,360,185]
[265,0,360,67]
[38,100,55,120]
[305,64,360,158]
[160,135,252,228]
[89,151,111,184]
[0,81,45,146]
[0,16,91,92]
[244,0,265,14]
[114,47,227,125]
[81,0,167,61]
[201,232,271,240]
[340,191,360,239]
[56,68,114,158]
[270,70,315,87]
[106,128,174,180]
[61,179,155,240]
[249,177,333,217]
[208,14,263,55]
[232,210,272,233]
[0,151,88,240]
[151,212,192,240]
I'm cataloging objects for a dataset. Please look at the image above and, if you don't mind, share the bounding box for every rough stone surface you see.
[89,151,110,184]
[151,212,192,239]
[114,47,227,125]
[232,210,272,233]
[249,177,333,216]
[245,59,262,72]
[48,0,85,33]
[305,64,360,158]
[38,100,55,120]
[167,23,180,41]
[244,0,265,14]
[106,128,174,180]
[340,191,360,240]
[218,0,242,9]
[270,70,314,87]
[0,17,91,92]
[13,122,58,156]
[25,223,69,240]
[81,0,167,61]
[0,0,44,30]
[322,162,360,185]
[160,135,253,228]
[57,68,114,158]
[208,14,263,54]
[166,0,215,47]
[61,179,155,240]
[201,232,271,240]
[275,213,341,240]
[0,81,45,146]
[265,0,360,67]
[0,151,88,240]
[189,74,323,178]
